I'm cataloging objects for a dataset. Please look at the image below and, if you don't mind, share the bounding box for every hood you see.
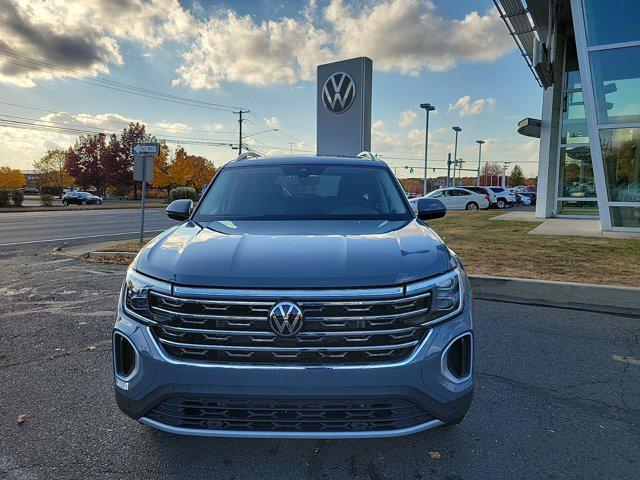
[134,219,453,288]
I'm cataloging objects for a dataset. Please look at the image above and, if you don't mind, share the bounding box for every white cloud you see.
[372,119,384,130]
[372,130,403,151]
[154,120,191,132]
[518,139,539,152]
[325,0,513,74]
[407,128,422,141]
[263,116,281,128]
[173,10,333,90]
[174,0,514,89]
[0,0,195,87]
[39,111,141,129]
[397,110,417,128]
[448,95,496,117]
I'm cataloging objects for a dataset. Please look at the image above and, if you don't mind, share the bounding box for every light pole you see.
[476,140,485,186]
[452,126,462,186]
[420,103,436,195]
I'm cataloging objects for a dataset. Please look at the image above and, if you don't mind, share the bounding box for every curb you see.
[469,275,640,317]
[0,205,166,214]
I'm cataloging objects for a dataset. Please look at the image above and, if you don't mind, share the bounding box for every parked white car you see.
[410,187,490,212]
[482,186,517,209]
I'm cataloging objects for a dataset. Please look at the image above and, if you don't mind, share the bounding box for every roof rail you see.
[232,152,262,162]
[356,151,377,161]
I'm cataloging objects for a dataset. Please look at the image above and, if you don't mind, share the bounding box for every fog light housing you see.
[113,332,138,381]
[441,333,472,383]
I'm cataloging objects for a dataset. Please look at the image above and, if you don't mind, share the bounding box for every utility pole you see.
[457,159,465,186]
[452,126,462,187]
[446,153,452,187]
[420,103,436,196]
[233,109,250,155]
[501,162,511,188]
[476,140,485,186]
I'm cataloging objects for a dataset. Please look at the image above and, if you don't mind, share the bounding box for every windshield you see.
[193,164,412,221]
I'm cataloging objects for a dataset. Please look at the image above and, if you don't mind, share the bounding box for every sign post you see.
[132,143,159,244]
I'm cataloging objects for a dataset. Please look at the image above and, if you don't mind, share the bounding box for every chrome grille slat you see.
[158,337,419,352]
[148,287,432,365]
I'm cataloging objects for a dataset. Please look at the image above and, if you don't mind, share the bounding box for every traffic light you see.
[409,167,414,174]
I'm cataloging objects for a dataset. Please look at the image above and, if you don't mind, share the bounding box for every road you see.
[0,208,174,247]
[0,243,638,479]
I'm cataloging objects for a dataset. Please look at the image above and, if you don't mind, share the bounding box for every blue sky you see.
[0,0,542,177]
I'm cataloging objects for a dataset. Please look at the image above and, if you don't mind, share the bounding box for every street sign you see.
[132,143,159,155]
[133,154,154,182]
[131,143,159,244]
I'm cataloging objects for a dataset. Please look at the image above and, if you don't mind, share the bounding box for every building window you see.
[610,206,640,227]
[561,91,589,144]
[589,46,640,125]
[558,146,595,198]
[599,127,640,202]
[582,0,640,47]
[557,200,599,216]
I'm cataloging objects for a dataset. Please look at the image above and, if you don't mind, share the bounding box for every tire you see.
[442,413,466,428]
[82,200,87,205]
[465,202,479,211]
[496,198,506,209]
[62,200,68,206]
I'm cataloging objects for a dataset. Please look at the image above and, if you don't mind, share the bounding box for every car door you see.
[449,189,467,209]
[429,190,453,209]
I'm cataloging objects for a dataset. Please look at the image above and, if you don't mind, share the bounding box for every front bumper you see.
[113,294,474,439]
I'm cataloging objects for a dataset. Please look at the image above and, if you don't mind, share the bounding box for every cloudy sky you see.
[0,0,542,177]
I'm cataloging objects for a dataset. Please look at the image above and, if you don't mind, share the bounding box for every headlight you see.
[121,267,171,323]
[405,267,464,326]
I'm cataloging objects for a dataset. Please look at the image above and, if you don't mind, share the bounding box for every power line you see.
[0,50,240,112]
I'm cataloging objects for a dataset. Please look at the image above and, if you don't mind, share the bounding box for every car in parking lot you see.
[482,186,516,209]
[62,191,103,206]
[114,152,474,439]
[464,186,498,206]
[410,187,489,211]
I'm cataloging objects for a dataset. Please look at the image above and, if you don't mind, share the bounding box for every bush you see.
[11,189,24,207]
[0,189,9,207]
[40,185,64,197]
[40,194,54,207]
[169,187,198,203]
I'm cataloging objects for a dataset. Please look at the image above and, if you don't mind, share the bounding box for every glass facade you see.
[556,36,597,217]
[610,206,640,227]
[599,128,640,202]
[582,0,640,46]
[589,46,640,125]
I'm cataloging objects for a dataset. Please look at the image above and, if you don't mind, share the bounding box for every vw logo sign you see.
[269,301,304,337]
[322,72,355,114]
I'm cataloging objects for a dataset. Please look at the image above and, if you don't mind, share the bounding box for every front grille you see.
[147,396,433,433]
[147,287,432,366]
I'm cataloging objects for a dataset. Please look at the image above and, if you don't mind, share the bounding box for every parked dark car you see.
[62,191,103,206]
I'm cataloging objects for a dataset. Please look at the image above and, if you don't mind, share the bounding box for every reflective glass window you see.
[558,146,596,198]
[589,46,640,124]
[610,206,640,227]
[582,0,640,46]
[561,91,589,144]
[557,200,599,216]
[599,128,640,202]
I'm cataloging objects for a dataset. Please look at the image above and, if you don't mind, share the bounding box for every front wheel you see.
[496,199,506,209]
[466,202,479,211]
[62,200,68,206]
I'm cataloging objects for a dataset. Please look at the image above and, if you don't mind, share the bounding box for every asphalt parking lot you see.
[0,236,638,480]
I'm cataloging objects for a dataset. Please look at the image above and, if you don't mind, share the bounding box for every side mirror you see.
[416,198,446,220]
[166,199,193,221]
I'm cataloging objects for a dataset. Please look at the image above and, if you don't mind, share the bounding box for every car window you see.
[194,164,412,221]
[455,189,470,196]
[429,191,444,198]
[490,188,503,193]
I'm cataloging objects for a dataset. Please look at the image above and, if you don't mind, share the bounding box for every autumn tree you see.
[149,142,172,194]
[480,162,503,186]
[0,166,25,189]
[509,165,526,187]
[65,134,109,193]
[33,149,75,196]
[167,147,191,187]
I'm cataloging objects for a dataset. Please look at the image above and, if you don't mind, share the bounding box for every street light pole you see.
[419,103,436,196]
[476,140,485,186]
[452,126,462,187]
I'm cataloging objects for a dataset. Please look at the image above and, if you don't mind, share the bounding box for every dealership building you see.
[496,0,640,231]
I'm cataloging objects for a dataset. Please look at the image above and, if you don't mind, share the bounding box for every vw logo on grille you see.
[322,72,355,114]
[269,301,304,337]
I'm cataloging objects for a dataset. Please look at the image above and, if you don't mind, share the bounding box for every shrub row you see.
[169,187,198,203]
[0,189,24,207]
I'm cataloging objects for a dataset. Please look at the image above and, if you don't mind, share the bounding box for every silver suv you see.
[113,154,474,438]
